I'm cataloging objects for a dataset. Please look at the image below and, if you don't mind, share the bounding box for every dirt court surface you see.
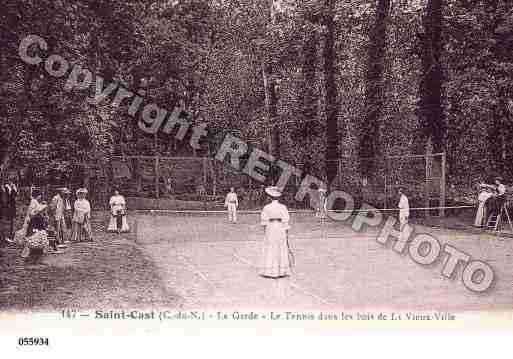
[1,210,512,313]
[137,211,513,312]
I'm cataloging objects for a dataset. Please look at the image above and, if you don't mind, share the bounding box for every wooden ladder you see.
[485,203,513,239]
[485,211,502,232]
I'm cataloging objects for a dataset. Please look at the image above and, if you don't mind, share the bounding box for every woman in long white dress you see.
[107,190,129,233]
[71,188,93,242]
[259,186,292,278]
[474,184,493,227]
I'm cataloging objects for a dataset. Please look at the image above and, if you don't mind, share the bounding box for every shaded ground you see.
[416,214,513,238]
[0,211,180,312]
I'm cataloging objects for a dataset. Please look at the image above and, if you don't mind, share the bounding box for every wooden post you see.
[384,157,388,209]
[155,155,159,199]
[338,159,342,188]
[440,152,446,217]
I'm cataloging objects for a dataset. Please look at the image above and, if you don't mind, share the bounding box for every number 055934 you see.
[18,337,49,346]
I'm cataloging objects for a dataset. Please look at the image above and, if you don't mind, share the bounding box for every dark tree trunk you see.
[359,0,391,180]
[323,0,339,189]
[300,29,318,179]
[487,0,513,177]
[269,71,280,178]
[417,0,445,153]
[0,62,35,178]
[264,62,280,184]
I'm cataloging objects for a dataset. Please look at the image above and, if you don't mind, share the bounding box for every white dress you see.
[474,191,492,226]
[107,195,129,232]
[71,199,92,242]
[259,200,291,278]
[398,194,410,241]
[225,192,238,222]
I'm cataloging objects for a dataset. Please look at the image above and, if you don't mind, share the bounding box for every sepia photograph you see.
[1,0,513,351]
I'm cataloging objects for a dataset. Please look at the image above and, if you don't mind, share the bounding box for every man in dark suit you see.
[3,178,18,242]
[0,183,6,243]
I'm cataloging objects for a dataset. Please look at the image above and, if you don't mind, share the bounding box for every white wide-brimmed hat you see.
[318,188,327,193]
[480,183,495,189]
[265,186,282,198]
[76,188,88,195]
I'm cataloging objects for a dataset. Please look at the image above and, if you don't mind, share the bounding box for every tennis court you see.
[135,210,513,312]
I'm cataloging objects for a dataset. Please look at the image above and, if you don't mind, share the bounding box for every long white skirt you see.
[259,222,291,278]
[474,202,486,226]
[107,214,129,232]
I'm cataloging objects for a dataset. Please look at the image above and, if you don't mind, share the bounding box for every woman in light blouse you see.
[70,188,93,242]
[107,190,129,233]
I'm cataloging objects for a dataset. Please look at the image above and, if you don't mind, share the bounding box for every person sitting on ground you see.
[20,203,52,258]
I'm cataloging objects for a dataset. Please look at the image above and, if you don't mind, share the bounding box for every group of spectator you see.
[474,177,508,228]
[15,187,93,257]
[1,184,95,257]
[2,184,130,258]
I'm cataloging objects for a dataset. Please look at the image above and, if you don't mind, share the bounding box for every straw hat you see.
[76,188,88,195]
[265,186,282,198]
[480,183,495,190]
[318,188,327,193]
[57,187,70,193]
[31,189,41,198]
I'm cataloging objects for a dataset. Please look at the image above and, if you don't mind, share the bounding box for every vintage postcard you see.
[1,0,512,353]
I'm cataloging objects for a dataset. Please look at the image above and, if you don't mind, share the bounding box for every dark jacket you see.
[3,184,17,218]
[27,213,49,236]
[0,186,6,218]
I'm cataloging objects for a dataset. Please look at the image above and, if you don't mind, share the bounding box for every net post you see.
[440,152,446,217]
[384,157,388,209]
[202,157,207,193]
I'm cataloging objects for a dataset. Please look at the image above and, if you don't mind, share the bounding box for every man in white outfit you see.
[398,188,410,242]
[224,187,239,223]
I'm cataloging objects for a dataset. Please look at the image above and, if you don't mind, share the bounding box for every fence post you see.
[155,155,159,200]
[338,159,342,188]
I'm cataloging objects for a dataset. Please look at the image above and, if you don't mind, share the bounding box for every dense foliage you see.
[1,0,512,194]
